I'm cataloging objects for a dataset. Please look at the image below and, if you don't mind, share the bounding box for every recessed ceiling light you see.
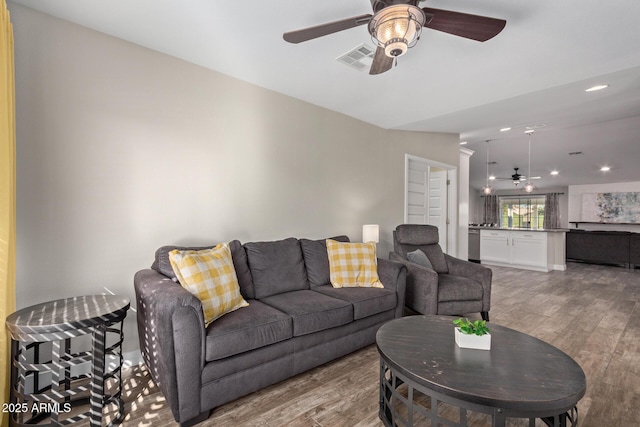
[489,175,496,180]
[550,170,559,175]
[500,127,512,132]
[459,141,468,145]
[600,166,611,172]
[585,84,609,92]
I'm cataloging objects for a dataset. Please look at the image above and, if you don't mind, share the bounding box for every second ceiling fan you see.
[283,0,506,75]
[495,168,542,186]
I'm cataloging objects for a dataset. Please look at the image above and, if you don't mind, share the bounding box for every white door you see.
[429,170,448,252]
[405,157,449,252]
[406,157,429,224]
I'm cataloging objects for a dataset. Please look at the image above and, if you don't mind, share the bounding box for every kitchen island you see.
[478,227,567,272]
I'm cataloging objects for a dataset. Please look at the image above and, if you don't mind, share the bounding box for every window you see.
[499,196,546,229]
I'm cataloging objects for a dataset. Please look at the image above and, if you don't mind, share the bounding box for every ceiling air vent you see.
[336,44,376,72]
[569,151,584,156]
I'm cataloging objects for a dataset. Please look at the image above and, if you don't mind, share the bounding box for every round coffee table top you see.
[376,315,586,413]
[6,294,130,341]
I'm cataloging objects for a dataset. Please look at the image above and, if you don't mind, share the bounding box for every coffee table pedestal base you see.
[379,359,579,427]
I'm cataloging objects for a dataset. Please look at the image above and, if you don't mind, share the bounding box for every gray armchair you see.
[389,224,491,321]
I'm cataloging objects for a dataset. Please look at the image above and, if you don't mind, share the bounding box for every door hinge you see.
[447,179,450,185]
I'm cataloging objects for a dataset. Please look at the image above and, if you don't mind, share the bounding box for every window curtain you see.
[483,195,499,225]
[1,1,16,423]
[544,193,561,229]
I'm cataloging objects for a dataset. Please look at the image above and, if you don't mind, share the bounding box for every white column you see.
[458,147,474,260]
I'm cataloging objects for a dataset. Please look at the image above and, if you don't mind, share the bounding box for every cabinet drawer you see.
[512,232,545,241]
[481,230,509,238]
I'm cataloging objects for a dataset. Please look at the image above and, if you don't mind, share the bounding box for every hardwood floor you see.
[112,262,640,426]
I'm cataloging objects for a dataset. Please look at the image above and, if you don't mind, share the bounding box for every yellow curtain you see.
[0,1,16,426]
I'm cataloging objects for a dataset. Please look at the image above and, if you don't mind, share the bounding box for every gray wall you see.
[10,4,459,351]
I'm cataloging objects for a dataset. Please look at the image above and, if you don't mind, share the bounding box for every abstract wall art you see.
[582,192,640,223]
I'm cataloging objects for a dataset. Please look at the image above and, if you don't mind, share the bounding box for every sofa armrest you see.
[134,269,206,423]
[445,254,492,312]
[377,258,407,318]
[389,252,439,315]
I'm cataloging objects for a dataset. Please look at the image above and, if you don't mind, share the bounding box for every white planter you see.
[455,327,491,350]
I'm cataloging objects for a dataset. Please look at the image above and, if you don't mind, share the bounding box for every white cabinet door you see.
[480,230,510,264]
[511,233,547,268]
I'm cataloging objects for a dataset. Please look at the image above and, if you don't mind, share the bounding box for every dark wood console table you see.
[376,316,586,427]
[6,295,130,426]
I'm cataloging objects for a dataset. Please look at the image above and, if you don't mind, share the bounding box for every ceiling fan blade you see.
[369,46,393,75]
[422,7,506,42]
[283,14,372,44]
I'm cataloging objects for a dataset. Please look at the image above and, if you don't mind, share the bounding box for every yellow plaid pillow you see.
[169,243,249,326]
[326,239,384,288]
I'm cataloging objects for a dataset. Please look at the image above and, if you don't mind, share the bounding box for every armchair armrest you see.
[377,258,407,318]
[389,252,439,315]
[444,255,492,312]
[134,269,206,423]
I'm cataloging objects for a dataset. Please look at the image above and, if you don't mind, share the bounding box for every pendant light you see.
[524,130,534,193]
[482,140,493,195]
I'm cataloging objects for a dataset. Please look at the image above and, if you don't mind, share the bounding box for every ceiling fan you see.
[283,0,506,75]
[495,168,541,186]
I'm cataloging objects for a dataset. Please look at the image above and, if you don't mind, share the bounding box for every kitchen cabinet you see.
[480,229,566,272]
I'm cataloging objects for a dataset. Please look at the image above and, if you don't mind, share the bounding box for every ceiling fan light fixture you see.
[524,182,534,193]
[369,5,425,58]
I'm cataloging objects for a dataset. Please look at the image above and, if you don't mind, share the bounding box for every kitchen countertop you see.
[469,226,569,233]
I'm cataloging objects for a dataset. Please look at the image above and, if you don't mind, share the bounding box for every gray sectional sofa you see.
[134,236,407,426]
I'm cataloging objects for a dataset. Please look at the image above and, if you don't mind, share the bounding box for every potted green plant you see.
[453,317,491,350]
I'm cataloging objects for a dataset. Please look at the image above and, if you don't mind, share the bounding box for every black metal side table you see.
[5,295,130,426]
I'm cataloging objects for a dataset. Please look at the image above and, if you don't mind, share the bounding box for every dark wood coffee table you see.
[376,315,586,427]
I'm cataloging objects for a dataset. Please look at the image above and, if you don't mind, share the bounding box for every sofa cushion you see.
[245,238,309,299]
[204,300,292,362]
[422,245,449,274]
[406,249,433,270]
[260,290,353,336]
[312,285,396,320]
[228,240,254,299]
[326,239,383,288]
[169,244,249,326]
[437,274,483,302]
[300,235,350,287]
[152,240,254,299]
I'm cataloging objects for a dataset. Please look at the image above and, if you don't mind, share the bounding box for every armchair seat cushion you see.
[437,274,483,303]
[205,300,292,362]
[313,285,397,320]
[260,290,353,336]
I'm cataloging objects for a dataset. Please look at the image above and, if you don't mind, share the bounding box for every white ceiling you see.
[10,0,640,191]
